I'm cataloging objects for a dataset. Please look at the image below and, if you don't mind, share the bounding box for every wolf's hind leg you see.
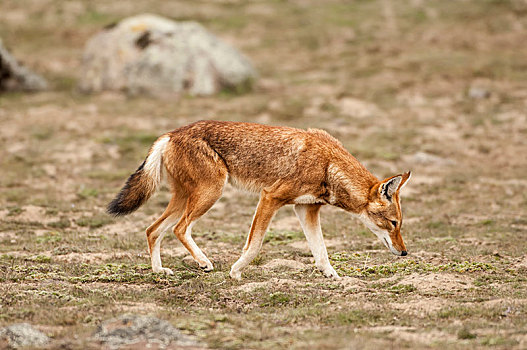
[146,194,186,274]
[172,180,225,272]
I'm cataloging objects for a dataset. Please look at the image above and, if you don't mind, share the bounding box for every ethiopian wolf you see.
[108,120,411,279]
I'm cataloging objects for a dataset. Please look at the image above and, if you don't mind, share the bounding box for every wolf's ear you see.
[399,171,412,190]
[379,175,403,202]
[379,171,412,202]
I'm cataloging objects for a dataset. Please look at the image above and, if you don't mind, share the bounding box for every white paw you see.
[229,268,242,280]
[319,265,340,279]
[196,256,214,272]
[153,267,174,275]
[200,262,214,273]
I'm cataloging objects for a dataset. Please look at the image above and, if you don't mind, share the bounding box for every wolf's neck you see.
[326,160,377,213]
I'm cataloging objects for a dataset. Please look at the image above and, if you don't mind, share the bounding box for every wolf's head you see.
[359,172,411,256]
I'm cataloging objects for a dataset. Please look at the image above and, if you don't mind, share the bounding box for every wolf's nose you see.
[401,251,408,256]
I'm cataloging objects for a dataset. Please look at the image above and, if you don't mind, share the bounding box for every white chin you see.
[380,237,401,255]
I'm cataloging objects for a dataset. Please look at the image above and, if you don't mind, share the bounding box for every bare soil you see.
[1,1,527,349]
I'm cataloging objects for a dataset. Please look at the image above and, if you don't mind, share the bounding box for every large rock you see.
[0,323,50,349]
[0,39,48,92]
[79,14,257,98]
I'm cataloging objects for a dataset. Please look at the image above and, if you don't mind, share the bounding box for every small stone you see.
[468,87,490,99]
[94,314,201,349]
[42,164,57,177]
[0,323,50,349]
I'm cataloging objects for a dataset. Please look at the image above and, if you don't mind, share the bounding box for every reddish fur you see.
[108,120,410,276]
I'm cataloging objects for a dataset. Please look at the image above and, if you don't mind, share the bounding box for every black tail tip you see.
[106,203,122,217]
[106,198,131,217]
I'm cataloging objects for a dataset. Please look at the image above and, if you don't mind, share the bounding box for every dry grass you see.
[1,0,527,349]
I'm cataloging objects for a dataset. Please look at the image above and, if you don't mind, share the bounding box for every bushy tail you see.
[107,136,170,216]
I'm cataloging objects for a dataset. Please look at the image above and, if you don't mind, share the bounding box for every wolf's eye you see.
[390,220,398,228]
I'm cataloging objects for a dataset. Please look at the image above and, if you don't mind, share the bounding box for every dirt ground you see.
[1,0,527,349]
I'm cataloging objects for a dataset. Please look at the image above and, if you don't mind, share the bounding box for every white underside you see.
[293,194,325,204]
[227,176,263,194]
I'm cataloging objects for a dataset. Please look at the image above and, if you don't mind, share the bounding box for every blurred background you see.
[1,1,527,349]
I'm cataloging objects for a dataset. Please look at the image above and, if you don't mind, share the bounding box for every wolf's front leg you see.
[294,204,340,279]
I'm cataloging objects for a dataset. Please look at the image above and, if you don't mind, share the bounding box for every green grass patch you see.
[328,309,392,326]
[48,217,71,229]
[36,231,63,244]
[331,254,495,277]
[262,292,291,307]
[6,206,24,216]
[458,327,477,340]
[265,230,304,245]
[77,187,99,199]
